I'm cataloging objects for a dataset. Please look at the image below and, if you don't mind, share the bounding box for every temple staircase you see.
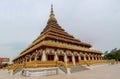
[70,65,89,73]
[58,65,67,74]
[13,67,23,75]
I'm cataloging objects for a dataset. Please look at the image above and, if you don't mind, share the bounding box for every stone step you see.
[70,65,89,73]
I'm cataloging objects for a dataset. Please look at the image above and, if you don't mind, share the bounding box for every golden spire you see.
[50,4,54,17]
[47,4,57,24]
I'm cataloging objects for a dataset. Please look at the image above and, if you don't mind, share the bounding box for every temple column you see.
[19,59,21,64]
[34,51,38,61]
[34,53,37,61]
[72,54,76,65]
[17,60,18,64]
[17,60,19,64]
[22,58,25,63]
[94,55,96,60]
[99,57,100,60]
[54,52,58,61]
[78,55,81,61]
[97,57,99,60]
[17,59,19,64]
[97,56,99,60]
[25,57,27,62]
[84,55,86,60]
[95,56,98,60]
[92,56,94,60]
[100,56,102,60]
[24,58,26,63]
[27,57,29,62]
[64,53,67,65]
[29,57,31,62]
[88,55,91,60]
[41,50,46,61]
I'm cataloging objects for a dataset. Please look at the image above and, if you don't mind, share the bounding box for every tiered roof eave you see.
[13,40,102,61]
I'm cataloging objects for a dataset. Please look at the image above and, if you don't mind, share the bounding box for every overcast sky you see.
[0,0,120,62]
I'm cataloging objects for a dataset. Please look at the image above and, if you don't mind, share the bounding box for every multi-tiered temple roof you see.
[13,5,101,61]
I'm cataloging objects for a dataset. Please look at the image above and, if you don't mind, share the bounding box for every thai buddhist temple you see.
[9,5,104,76]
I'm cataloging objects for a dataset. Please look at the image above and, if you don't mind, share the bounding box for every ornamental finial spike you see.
[50,4,54,17]
[51,4,53,9]
[47,4,57,24]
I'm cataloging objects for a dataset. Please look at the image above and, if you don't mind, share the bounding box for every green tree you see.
[104,48,120,61]
[3,63,9,67]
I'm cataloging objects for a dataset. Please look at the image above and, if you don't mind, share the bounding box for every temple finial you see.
[51,4,53,10]
[50,4,54,17]
[47,4,57,24]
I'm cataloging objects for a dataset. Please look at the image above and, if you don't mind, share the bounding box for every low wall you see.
[22,67,58,76]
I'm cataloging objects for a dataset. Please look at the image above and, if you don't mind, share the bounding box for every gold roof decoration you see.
[47,4,57,24]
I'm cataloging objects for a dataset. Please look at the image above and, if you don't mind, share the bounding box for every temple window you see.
[75,56,79,62]
[58,56,64,62]
[67,56,72,62]
[31,57,34,61]
[37,56,41,61]
[94,57,96,60]
[86,57,89,60]
[27,59,29,62]
[90,57,92,60]
[81,56,84,60]
[47,55,54,61]
[97,57,99,60]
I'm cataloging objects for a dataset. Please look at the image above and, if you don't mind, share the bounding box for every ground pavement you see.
[0,63,120,79]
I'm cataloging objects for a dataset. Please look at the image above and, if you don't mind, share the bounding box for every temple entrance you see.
[37,56,41,61]
[47,55,54,61]
[27,59,29,62]
[86,56,89,60]
[90,57,92,60]
[67,56,72,62]
[81,56,84,60]
[97,57,99,60]
[31,57,34,61]
[58,56,64,62]
[75,56,79,62]
[94,57,96,60]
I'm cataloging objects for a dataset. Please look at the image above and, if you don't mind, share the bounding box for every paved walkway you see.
[0,63,120,79]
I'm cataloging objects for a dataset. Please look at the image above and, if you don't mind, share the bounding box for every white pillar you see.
[25,57,27,62]
[72,55,75,65]
[29,57,31,62]
[34,55,37,61]
[92,56,94,60]
[84,55,86,60]
[22,58,24,63]
[95,56,97,60]
[42,50,46,61]
[88,56,91,60]
[64,53,67,65]
[54,52,58,61]
[99,57,101,60]
[78,55,81,61]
